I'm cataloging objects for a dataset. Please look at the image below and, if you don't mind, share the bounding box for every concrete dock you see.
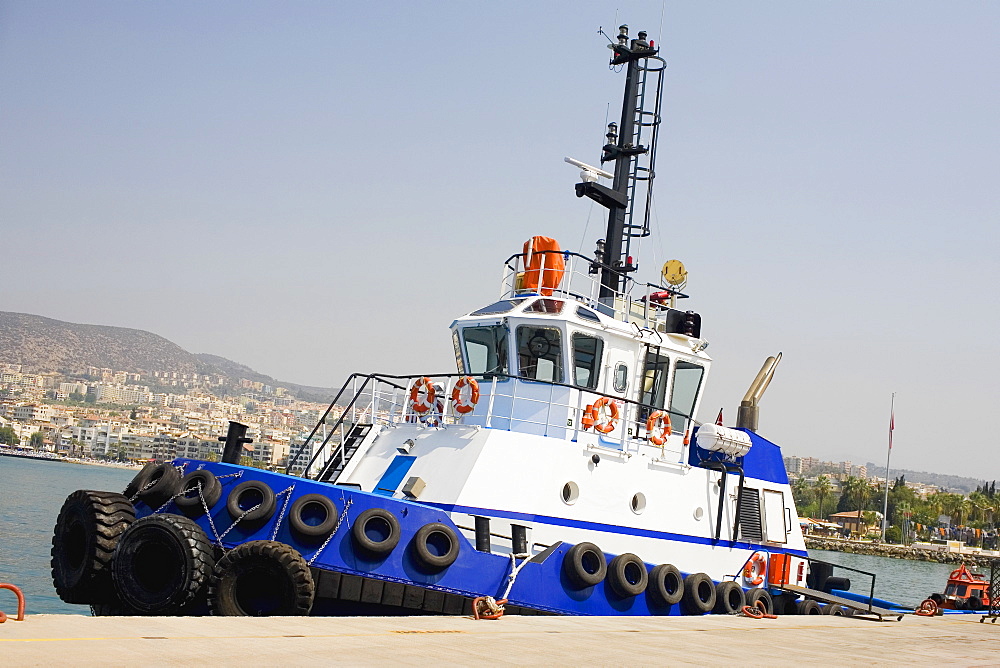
[2,613,998,666]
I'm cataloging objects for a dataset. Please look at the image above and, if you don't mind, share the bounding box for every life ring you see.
[352,508,401,557]
[409,377,436,413]
[289,494,339,539]
[743,552,766,586]
[411,522,460,571]
[174,470,222,516]
[646,411,672,445]
[587,397,620,434]
[451,376,480,414]
[208,540,314,616]
[562,542,607,589]
[51,490,135,604]
[111,513,215,614]
[915,598,938,617]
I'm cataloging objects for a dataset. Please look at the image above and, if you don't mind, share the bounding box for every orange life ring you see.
[914,598,938,617]
[645,411,672,445]
[588,397,620,434]
[409,377,436,414]
[743,552,765,586]
[451,376,480,414]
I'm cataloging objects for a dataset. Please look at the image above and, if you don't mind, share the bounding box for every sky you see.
[2,2,998,479]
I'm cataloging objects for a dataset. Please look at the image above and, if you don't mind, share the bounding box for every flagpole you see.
[881,393,895,541]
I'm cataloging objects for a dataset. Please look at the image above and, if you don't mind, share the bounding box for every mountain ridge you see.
[0,310,334,402]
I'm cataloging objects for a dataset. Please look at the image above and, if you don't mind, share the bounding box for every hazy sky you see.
[2,2,998,478]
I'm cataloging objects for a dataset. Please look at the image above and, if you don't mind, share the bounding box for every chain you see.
[308,497,353,565]
[269,485,296,541]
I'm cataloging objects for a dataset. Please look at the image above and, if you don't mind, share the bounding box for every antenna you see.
[564,157,614,182]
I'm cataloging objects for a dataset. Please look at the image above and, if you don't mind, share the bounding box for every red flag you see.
[716,408,724,426]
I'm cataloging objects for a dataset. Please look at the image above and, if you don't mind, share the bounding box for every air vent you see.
[738,488,763,542]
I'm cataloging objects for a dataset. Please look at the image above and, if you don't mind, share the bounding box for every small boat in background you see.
[927,564,991,611]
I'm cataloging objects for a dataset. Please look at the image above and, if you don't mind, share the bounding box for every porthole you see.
[613,364,628,393]
[561,481,580,505]
[693,507,704,521]
[630,492,646,515]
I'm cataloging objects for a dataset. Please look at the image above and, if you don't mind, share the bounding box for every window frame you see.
[570,331,604,390]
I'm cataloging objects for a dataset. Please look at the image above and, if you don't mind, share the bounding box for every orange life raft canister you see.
[521,236,566,296]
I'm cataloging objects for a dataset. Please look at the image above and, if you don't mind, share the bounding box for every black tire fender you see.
[208,540,315,616]
[123,463,157,500]
[714,581,746,614]
[823,603,848,615]
[796,599,822,615]
[111,513,215,614]
[226,480,276,524]
[289,494,339,539]
[351,508,400,556]
[410,522,460,571]
[137,463,182,510]
[682,572,716,614]
[562,542,607,589]
[929,592,945,605]
[174,470,223,516]
[51,490,135,604]
[607,553,648,598]
[745,588,773,615]
[648,563,684,606]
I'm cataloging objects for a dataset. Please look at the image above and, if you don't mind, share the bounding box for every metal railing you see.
[499,250,689,330]
[285,372,702,480]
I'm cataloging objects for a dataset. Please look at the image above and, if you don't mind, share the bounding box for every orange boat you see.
[927,564,991,611]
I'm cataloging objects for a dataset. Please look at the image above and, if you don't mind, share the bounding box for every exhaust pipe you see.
[736,353,782,431]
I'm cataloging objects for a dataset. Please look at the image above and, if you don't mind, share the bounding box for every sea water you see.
[0,456,969,616]
[807,549,964,608]
[0,456,135,615]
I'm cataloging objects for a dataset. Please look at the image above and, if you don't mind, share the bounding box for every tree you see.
[29,432,45,449]
[0,426,19,446]
[816,475,832,519]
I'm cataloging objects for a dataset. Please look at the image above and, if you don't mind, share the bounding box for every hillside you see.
[0,311,203,375]
[0,311,334,401]
[865,463,985,495]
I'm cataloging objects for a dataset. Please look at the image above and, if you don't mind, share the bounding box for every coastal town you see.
[0,361,332,473]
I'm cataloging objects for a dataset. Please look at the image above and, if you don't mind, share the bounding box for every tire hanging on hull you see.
[51,490,135,604]
[111,513,215,614]
[208,540,314,616]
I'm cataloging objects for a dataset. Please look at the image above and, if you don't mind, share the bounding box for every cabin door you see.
[762,489,789,544]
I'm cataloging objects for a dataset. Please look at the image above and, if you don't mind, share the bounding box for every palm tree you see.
[815,475,832,519]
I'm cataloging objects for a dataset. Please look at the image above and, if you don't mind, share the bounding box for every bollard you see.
[0,583,25,622]
[512,524,528,556]
[219,421,253,464]
[474,516,491,553]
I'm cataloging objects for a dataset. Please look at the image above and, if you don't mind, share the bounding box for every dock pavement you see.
[2,612,998,666]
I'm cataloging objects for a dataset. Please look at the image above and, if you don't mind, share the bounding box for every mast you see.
[574,25,665,307]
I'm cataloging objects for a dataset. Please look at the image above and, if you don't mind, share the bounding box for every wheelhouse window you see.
[516,325,563,383]
[470,299,526,316]
[669,360,704,431]
[452,330,463,372]
[613,363,628,393]
[571,333,603,389]
[524,299,564,314]
[462,325,509,375]
[640,348,670,417]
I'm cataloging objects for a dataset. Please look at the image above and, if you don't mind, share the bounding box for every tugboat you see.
[52,25,818,618]
[927,564,992,611]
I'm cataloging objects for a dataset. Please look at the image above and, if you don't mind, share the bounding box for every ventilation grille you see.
[738,488,763,542]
